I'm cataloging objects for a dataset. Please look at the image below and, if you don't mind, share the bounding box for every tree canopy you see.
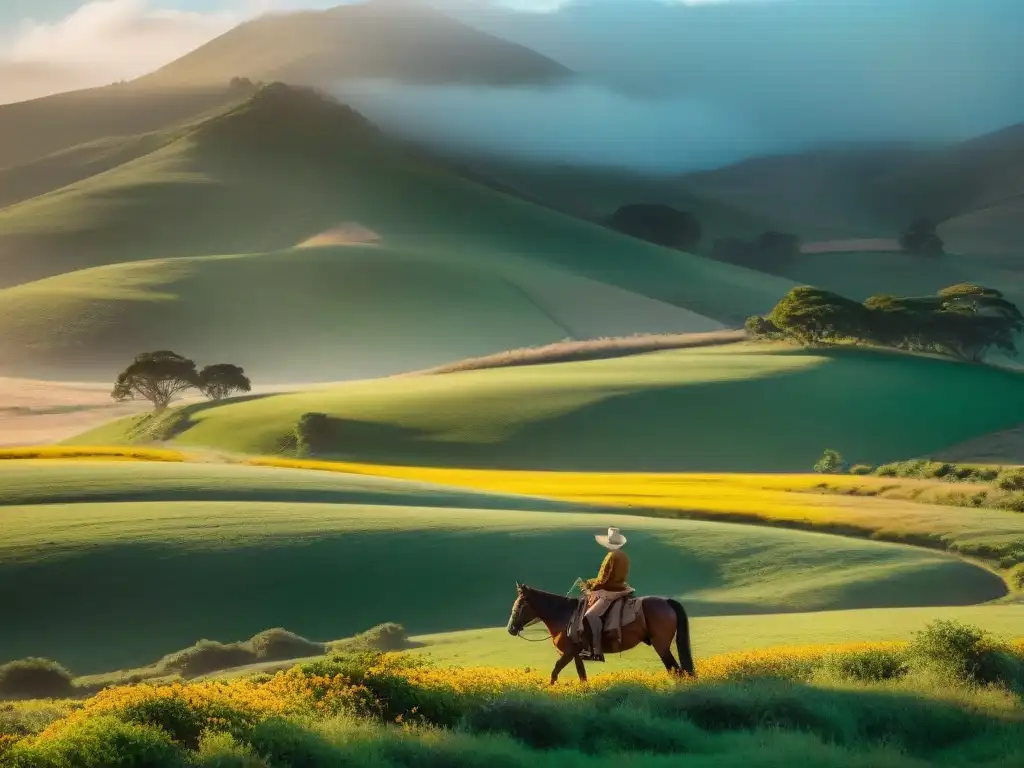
[111,351,200,411]
[199,364,252,401]
[748,283,1023,362]
[112,352,252,410]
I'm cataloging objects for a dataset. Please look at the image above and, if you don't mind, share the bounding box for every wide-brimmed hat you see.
[595,527,627,550]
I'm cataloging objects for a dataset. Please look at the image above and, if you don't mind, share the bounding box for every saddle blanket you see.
[569,593,646,649]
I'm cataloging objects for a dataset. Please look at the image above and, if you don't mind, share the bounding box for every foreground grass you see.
[245,458,1024,567]
[4,625,1024,767]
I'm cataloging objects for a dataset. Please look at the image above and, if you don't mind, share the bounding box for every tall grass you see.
[3,623,1023,767]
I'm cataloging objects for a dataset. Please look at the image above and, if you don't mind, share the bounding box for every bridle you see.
[509,581,586,643]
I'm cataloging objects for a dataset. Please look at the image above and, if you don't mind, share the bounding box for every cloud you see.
[0,0,241,103]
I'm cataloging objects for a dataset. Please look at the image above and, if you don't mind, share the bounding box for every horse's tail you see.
[666,598,695,676]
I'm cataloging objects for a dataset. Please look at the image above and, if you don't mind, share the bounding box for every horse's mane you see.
[522,584,579,626]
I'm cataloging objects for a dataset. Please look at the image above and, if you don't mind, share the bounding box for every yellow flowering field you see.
[0,446,187,463]
[3,641,920,750]
[244,458,1024,562]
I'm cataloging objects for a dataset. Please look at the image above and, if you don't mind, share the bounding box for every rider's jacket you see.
[586,549,631,593]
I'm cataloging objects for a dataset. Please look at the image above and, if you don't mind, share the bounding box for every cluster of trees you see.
[746,283,1023,362]
[112,350,251,411]
[605,204,702,251]
[900,217,944,256]
[711,231,801,269]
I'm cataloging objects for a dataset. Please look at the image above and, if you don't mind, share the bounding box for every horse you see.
[506,582,695,685]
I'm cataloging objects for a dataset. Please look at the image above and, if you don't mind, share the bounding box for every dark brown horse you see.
[506,582,695,684]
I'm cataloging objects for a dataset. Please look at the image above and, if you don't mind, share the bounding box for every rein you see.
[514,582,585,643]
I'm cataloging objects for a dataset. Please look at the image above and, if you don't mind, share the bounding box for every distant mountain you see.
[138,0,570,90]
[443,0,1024,148]
[678,124,1024,255]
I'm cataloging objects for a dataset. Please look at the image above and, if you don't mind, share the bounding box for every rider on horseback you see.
[582,527,633,661]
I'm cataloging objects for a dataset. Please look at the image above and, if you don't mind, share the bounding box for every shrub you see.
[813,449,845,474]
[744,315,782,340]
[158,640,256,678]
[194,731,265,767]
[249,629,324,662]
[0,658,74,700]
[909,620,1022,688]
[5,715,184,767]
[1009,563,1024,591]
[331,623,411,654]
[294,413,333,457]
[996,468,1024,491]
[849,464,873,475]
[821,647,909,683]
[245,716,343,767]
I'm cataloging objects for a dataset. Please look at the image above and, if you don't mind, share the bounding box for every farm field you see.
[72,344,1024,473]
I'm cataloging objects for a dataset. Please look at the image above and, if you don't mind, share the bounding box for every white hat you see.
[595,527,627,550]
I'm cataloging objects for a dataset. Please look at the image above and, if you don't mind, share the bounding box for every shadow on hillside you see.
[311,352,1024,473]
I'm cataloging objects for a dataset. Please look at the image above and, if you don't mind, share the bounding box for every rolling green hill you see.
[72,344,1024,471]
[0,83,793,379]
[0,460,1004,673]
[138,0,569,90]
[0,83,249,172]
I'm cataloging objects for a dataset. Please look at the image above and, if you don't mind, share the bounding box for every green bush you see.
[1009,563,1024,591]
[821,647,909,683]
[996,468,1024,491]
[331,623,411,655]
[158,640,256,678]
[0,658,74,700]
[813,449,845,474]
[294,413,333,457]
[194,731,266,768]
[245,717,340,767]
[909,620,1022,688]
[248,629,324,662]
[5,715,184,767]
[848,464,873,475]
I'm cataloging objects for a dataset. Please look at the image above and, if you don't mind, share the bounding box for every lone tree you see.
[605,204,701,251]
[112,351,199,411]
[899,217,944,256]
[199,364,252,401]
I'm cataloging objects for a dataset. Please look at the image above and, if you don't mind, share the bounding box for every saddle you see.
[568,591,646,661]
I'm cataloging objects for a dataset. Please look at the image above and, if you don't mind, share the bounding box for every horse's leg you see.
[573,655,588,683]
[648,605,683,676]
[550,652,575,685]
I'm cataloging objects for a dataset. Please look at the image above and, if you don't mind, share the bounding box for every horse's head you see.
[507,582,540,636]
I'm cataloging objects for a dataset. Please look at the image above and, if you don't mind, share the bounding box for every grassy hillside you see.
[0,84,791,379]
[74,344,1024,472]
[0,461,1003,672]
[0,83,247,172]
[139,0,569,89]
[0,245,728,380]
[447,155,780,240]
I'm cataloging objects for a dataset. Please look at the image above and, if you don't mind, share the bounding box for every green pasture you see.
[74,344,1024,471]
[409,605,1024,671]
[0,460,1005,672]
